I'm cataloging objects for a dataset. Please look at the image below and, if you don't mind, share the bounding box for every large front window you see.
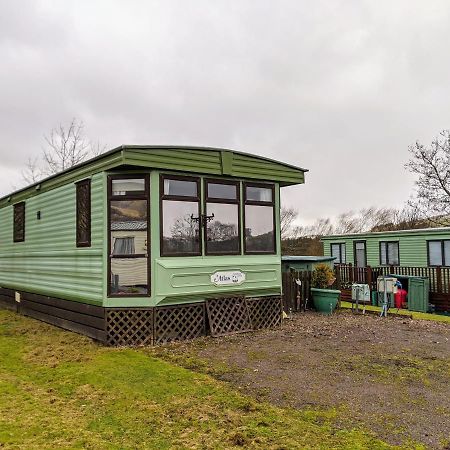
[108,175,149,296]
[244,183,275,254]
[161,176,201,256]
[205,180,240,255]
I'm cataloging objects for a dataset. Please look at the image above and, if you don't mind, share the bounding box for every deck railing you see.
[281,264,450,313]
[334,264,450,294]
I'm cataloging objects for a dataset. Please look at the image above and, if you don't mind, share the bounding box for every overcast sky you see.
[1,0,450,224]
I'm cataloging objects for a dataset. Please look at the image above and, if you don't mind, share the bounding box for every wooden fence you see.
[282,265,450,313]
[334,264,450,294]
[282,270,312,313]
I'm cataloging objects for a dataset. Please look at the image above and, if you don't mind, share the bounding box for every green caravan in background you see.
[322,228,450,268]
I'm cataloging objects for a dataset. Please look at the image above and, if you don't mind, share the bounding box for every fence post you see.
[334,265,341,290]
[436,266,443,294]
[366,266,373,291]
[349,263,354,284]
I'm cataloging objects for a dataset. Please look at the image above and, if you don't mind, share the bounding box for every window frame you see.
[13,201,25,243]
[379,240,400,266]
[353,240,367,268]
[107,173,151,298]
[204,178,241,256]
[76,179,91,248]
[427,239,450,267]
[160,174,202,257]
[243,181,276,255]
[330,243,346,264]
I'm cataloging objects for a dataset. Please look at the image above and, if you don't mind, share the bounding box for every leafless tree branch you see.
[21,118,106,186]
[406,130,450,224]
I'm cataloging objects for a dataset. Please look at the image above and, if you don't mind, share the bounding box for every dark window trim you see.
[244,181,275,205]
[161,174,200,202]
[109,173,148,200]
[427,239,450,267]
[160,174,202,257]
[353,240,367,267]
[330,242,346,264]
[204,178,241,256]
[107,174,151,298]
[76,179,91,248]
[13,202,25,243]
[205,178,239,203]
[379,240,400,266]
[243,182,276,255]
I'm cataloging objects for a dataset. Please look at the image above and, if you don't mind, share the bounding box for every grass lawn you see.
[0,310,412,449]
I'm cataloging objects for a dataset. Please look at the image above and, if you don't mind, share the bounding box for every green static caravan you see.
[322,227,450,268]
[0,146,307,345]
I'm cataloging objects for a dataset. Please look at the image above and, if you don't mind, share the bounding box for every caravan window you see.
[428,240,450,266]
[205,180,240,255]
[380,241,399,266]
[112,178,145,196]
[13,202,25,243]
[160,175,201,256]
[108,175,149,296]
[331,243,346,264]
[244,183,275,254]
[76,179,91,247]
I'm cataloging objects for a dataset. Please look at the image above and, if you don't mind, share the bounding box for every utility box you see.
[389,274,430,313]
[377,277,398,294]
[352,284,370,302]
[407,277,430,313]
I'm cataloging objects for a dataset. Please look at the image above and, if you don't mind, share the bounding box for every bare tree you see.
[21,118,106,186]
[281,205,427,256]
[406,130,450,225]
[280,207,298,240]
[21,157,43,185]
[43,118,106,174]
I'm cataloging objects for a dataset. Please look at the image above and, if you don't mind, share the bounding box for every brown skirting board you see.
[0,288,18,312]
[19,292,106,342]
[0,290,282,346]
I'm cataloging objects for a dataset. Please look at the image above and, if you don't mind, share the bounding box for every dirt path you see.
[152,311,450,449]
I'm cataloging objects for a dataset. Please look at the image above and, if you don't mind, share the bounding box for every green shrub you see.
[311,263,336,289]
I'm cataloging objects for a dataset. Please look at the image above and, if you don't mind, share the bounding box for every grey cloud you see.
[1,0,450,222]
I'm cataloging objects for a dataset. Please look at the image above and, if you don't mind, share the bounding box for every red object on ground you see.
[395,289,407,309]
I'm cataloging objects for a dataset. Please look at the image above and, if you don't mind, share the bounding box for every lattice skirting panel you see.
[106,304,207,346]
[106,308,154,346]
[2,291,282,346]
[206,296,253,337]
[154,303,206,344]
[246,296,282,330]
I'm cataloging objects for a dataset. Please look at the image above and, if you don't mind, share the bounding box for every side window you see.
[13,202,25,242]
[160,175,201,256]
[380,241,399,266]
[331,243,346,264]
[205,180,240,255]
[244,183,275,254]
[428,240,450,266]
[76,179,91,247]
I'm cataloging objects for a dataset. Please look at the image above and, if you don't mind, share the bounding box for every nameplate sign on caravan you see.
[211,271,246,286]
